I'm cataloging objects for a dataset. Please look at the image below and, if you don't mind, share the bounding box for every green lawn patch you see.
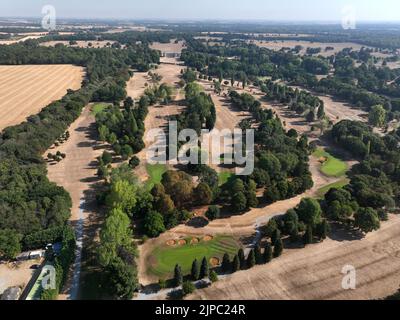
[148,235,240,278]
[145,163,167,190]
[218,171,234,186]
[316,178,350,198]
[91,103,110,116]
[312,148,348,178]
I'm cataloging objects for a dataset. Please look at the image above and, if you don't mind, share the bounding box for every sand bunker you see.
[177,239,187,246]
[166,240,176,246]
[190,237,200,244]
[203,235,214,242]
[210,257,220,267]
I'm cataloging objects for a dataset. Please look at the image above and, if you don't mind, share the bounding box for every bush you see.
[209,270,218,283]
[205,205,220,221]
[182,281,196,296]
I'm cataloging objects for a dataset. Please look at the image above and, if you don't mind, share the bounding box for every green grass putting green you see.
[316,178,350,198]
[91,103,110,116]
[148,235,240,278]
[145,163,167,190]
[312,148,348,178]
[218,171,234,186]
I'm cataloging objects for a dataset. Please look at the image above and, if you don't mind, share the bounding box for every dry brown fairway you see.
[189,215,400,300]
[0,65,84,131]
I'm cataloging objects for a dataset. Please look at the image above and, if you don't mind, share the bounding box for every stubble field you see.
[0,64,85,131]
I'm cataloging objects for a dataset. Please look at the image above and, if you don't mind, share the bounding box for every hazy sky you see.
[0,0,399,21]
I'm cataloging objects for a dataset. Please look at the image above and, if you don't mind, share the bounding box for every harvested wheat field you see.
[189,215,400,300]
[0,65,85,131]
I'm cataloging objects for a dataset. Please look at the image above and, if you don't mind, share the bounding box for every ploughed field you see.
[0,65,85,131]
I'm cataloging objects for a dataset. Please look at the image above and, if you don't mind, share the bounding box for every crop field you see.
[312,148,348,178]
[147,235,241,278]
[0,65,85,131]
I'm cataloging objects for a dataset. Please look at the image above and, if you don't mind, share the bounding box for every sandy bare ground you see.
[40,40,115,48]
[189,214,400,300]
[0,65,85,131]
[46,106,102,220]
[126,58,185,181]
[251,40,369,57]
[150,40,185,54]
[0,260,39,296]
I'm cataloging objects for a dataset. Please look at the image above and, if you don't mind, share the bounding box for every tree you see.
[245,179,258,208]
[271,229,281,245]
[232,254,240,273]
[303,224,313,245]
[247,249,256,268]
[316,219,329,240]
[144,211,166,238]
[232,192,247,212]
[105,180,137,215]
[105,257,137,300]
[273,238,283,258]
[0,229,22,259]
[174,264,183,287]
[102,151,113,165]
[209,270,218,283]
[221,253,231,273]
[194,182,213,205]
[238,248,246,270]
[317,103,325,119]
[254,243,263,264]
[129,156,140,169]
[98,208,132,267]
[200,257,209,279]
[182,281,196,296]
[297,198,322,227]
[263,243,272,263]
[205,205,220,220]
[191,259,200,281]
[368,105,387,128]
[354,207,380,233]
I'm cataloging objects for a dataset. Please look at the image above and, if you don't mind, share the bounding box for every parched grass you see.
[148,235,240,278]
[312,148,348,178]
[316,178,350,198]
[91,103,111,116]
[145,163,167,190]
[218,171,234,186]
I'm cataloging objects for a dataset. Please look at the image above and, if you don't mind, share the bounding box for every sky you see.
[0,0,399,22]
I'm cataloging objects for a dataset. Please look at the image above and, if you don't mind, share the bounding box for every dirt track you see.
[46,106,104,299]
[0,65,84,131]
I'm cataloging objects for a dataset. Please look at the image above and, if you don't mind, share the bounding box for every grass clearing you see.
[145,163,167,190]
[316,178,350,198]
[312,148,348,178]
[91,103,110,116]
[218,171,234,186]
[148,235,240,278]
